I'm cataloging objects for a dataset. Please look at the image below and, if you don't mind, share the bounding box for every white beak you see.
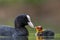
[28,21,34,28]
[26,15,34,28]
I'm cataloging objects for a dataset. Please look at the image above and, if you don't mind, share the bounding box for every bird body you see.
[0,14,34,40]
[35,26,55,40]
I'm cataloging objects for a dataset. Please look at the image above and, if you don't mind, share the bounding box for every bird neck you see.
[15,24,26,29]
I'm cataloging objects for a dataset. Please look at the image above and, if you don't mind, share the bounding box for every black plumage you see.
[0,14,31,40]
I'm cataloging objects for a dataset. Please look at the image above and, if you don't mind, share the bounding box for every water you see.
[0,36,59,40]
[35,36,60,40]
[0,36,28,40]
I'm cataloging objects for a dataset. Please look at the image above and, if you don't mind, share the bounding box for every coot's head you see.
[15,14,34,28]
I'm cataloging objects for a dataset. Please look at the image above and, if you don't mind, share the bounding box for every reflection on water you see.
[35,36,60,40]
[43,37,54,40]
[0,36,59,40]
[43,38,60,40]
[0,36,28,40]
[0,36,13,40]
[43,36,54,40]
[35,35,60,40]
[13,36,28,40]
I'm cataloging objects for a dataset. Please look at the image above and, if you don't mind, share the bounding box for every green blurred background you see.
[0,0,60,39]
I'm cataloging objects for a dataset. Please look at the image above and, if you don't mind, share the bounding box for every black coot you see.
[0,14,34,40]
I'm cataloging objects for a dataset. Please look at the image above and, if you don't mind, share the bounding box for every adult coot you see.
[0,14,34,40]
[13,14,34,40]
